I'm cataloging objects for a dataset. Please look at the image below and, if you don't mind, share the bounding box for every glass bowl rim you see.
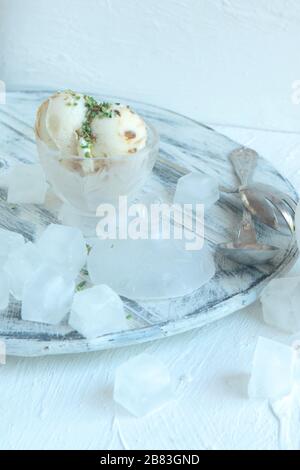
[36,120,159,162]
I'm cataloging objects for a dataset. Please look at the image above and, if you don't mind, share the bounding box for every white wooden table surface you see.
[0,123,300,451]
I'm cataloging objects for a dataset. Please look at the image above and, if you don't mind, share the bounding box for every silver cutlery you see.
[218,148,280,265]
[218,207,280,265]
[240,182,296,233]
[221,148,297,233]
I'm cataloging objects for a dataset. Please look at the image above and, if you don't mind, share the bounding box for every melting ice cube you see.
[69,285,126,339]
[261,277,300,334]
[7,163,47,204]
[0,270,10,310]
[174,172,219,209]
[114,353,174,417]
[87,238,215,300]
[4,242,42,300]
[248,337,296,400]
[36,224,87,277]
[22,265,75,325]
[0,228,25,264]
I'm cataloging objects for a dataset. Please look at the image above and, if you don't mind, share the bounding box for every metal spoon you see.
[218,207,280,265]
[220,148,297,233]
[241,182,296,233]
[229,147,258,188]
[218,148,280,265]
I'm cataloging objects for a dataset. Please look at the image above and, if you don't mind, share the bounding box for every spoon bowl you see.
[218,241,280,266]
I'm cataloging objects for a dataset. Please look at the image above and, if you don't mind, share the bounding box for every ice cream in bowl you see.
[35,90,159,214]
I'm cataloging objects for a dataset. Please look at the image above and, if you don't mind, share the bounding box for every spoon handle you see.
[229,148,258,187]
[237,208,257,245]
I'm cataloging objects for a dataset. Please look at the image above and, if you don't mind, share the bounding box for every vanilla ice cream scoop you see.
[36,91,148,159]
[88,104,147,158]
[35,90,86,155]
[35,99,58,150]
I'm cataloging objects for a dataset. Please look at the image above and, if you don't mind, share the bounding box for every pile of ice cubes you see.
[0,226,174,415]
[0,228,175,416]
[0,167,221,338]
[0,224,127,339]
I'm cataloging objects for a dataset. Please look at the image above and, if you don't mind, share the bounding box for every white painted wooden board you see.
[0,124,300,450]
[0,91,298,357]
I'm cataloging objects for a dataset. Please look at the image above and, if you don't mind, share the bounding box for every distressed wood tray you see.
[0,91,298,356]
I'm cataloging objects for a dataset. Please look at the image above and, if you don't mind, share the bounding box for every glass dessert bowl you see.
[35,91,159,214]
[37,123,158,214]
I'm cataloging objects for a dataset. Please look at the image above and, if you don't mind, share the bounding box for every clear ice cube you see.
[174,172,219,209]
[22,265,75,325]
[114,353,174,417]
[36,224,87,277]
[4,242,42,300]
[87,238,215,300]
[69,285,126,339]
[7,163,47,204]
[261,277,300,334]
[248,337,296,400]
[0,270,10,310]
[0,228,25,264]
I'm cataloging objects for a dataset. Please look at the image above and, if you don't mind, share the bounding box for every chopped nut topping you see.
[124,130,136,140]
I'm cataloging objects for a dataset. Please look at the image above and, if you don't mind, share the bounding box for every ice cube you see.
[261,277,300,333]
[7,163,47,204]
[0,270,10,310]
[4,242,42,300]
[22,265,75,324]
[174,172,219,209]
[0,228,25,264]
[248,337,296,400]
[69,285,126,339]
[36,224,87,277]
[114,353,174,417]
[87,238,215,300]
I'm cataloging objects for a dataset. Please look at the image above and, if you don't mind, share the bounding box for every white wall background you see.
[0,0,299,131]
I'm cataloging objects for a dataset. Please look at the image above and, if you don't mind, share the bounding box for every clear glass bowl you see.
[37,123,159,214]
